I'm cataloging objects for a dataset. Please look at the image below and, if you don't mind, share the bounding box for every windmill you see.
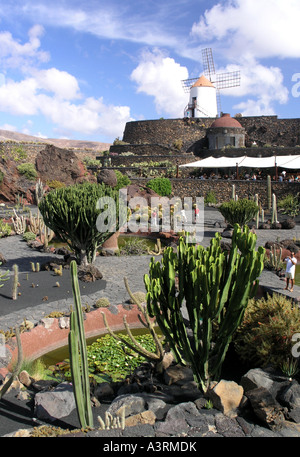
[182,48,241,118]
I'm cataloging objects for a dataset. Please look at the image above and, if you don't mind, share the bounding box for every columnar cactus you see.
[144,224,265,393]
[68,260,93,428]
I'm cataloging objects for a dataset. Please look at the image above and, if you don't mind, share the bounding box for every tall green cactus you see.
[267,175,272,210]
[144,224,265,393]
[68,260,93,429]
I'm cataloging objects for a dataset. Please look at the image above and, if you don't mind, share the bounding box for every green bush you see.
[23,231,37,241]
[234,294,300,369]
[204,191,217,205]
[0,170,4,185]
[17,163,37,180]
[0,220,12,238]
[278,194,300,217]
[146,177,172,196]
[219,198,259,227]
[114,170,131,190]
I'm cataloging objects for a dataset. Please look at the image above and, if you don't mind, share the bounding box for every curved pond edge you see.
[0,304,147,378]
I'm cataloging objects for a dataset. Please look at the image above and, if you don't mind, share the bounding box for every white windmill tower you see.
[182,48,241,118]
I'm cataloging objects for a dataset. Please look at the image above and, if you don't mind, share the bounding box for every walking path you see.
[0,208,299,332]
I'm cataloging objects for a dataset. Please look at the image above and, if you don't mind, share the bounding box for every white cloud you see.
[33,68,81,100]
[191,0,300,59]
[0,25,49,70]
[130,49,189,118]
[0,25,133,139]
[218,56,289,115]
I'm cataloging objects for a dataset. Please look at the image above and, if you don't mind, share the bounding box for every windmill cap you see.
[210,113,243,128]
[191,75,215,88]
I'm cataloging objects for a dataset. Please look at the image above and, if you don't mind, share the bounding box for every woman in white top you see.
[284,251,297,292]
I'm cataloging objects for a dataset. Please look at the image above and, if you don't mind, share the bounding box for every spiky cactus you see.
[68,260,93,429]
[267,175,272,210]
[144,224,265,393]
[12,264,19,300]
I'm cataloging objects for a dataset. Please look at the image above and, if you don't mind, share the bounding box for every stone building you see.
[206,113,245,149]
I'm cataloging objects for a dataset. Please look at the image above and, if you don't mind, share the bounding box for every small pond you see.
[39,327,163,383]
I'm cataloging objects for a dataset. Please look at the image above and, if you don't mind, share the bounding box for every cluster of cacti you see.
[27,211,55,247]
[101,277,164,364]
[97,407,125,431]
[144,224,265,393]
[30,262,40,272]
[0,327,23,400]
[147,238,165,256]
[54,265,63,276]
[12,209,26,234]
[68,260,93,429]
[269,244,283,270]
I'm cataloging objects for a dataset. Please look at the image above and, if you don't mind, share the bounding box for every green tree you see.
[39,182,126,266]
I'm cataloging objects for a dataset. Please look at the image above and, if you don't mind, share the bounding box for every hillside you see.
[0,129,111,152]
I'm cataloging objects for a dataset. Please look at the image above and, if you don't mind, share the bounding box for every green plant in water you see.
[144,224,265,393]
[101,277,164,371]
[68,260,93,429]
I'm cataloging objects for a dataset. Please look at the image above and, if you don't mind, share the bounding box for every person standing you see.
[284,251,297,292]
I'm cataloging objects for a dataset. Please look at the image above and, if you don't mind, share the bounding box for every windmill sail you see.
[182,48,241,117]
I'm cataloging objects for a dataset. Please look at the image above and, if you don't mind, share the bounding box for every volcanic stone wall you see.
[122,116,300,152]
[130,177,299,208]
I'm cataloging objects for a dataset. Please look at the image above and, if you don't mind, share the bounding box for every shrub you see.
[278,194,300,217]
[17,163,37,180]
[46,180,66,189]
[204,191,217,205]
[120,238,149,256]
[146,177,172,196]
[0,220,12,238]
[94,297,111,308]
[234,294,300,369]
[23,231,37,241]
[0,170,4,185]
[114,170,131,190]
[219,198,259,227]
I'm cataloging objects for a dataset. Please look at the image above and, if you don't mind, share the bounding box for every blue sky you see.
[0,0,299,143]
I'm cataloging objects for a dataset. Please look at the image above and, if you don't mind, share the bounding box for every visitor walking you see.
[284,251,297,292]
